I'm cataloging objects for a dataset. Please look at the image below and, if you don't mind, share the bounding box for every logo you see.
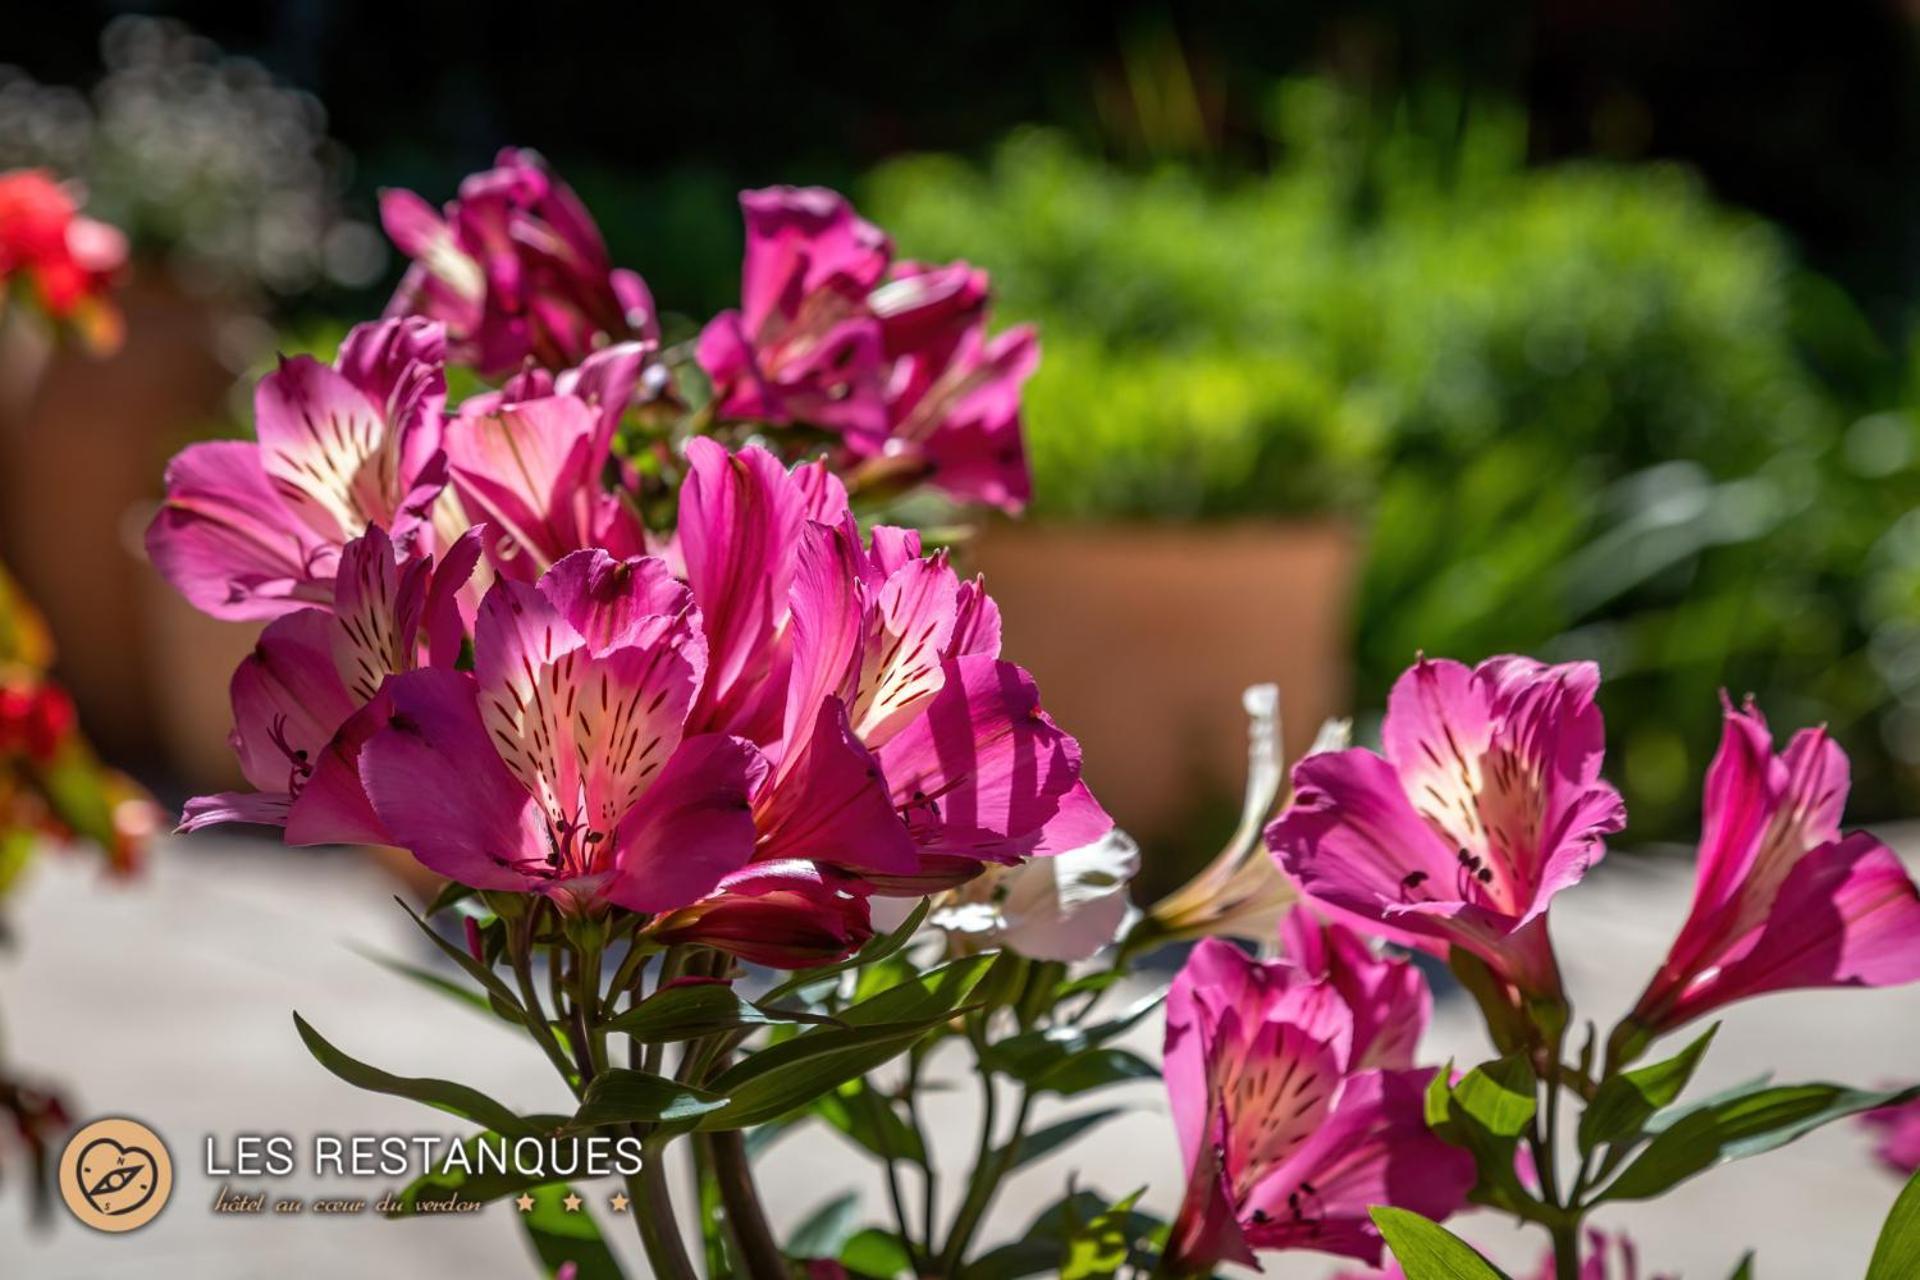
[59,1117,173,1232]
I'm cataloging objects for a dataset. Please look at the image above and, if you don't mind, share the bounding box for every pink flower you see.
[651,438,1106,960]
[1618,697,1920,1059]
[1162,931,1472,1271]
[441,342,653,582]
[1279,907,1431,1072]
[696,187,891,441]
[697,189,1034,512]
[178,524,479,841]
[1266,656,1626,999]
[381,149,655,376]
[864,262,1035,512]
[147,318,451,620]
[1859,1093,1920,1175]
[352,548,766,915]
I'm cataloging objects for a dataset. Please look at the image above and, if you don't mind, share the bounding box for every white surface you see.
[0,831,1915,1276]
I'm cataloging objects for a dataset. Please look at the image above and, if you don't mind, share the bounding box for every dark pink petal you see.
[679,439,816,737]
[328,526,431,701]
[780,519,867,750]
[603,734,767,914]
[1282,907,1432,1072]
[358,668,547,892]
[1243,1068,1475,1265]
[146,440,333,620]
[423,525,486,668]
[649,859,873,969]
[736,186,890,333]
[228,610,357,798]
[946,576,1002,660]
[539,550,693,656]
[446,395,602,573]
[285,690,393,848]
[1650,833,1920,1031]
[877,656,1110,863]
[754,698,918,877]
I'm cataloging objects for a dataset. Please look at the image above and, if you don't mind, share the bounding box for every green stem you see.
[939,1053,1034,1273]
[710,1127,789,1280]
[1550,1219,1581,1280]
[509,916,581,1094]
[633,1148,699,1280]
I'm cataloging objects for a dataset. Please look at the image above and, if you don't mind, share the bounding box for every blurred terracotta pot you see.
[968,519,1360,852]
[0,279,238,766]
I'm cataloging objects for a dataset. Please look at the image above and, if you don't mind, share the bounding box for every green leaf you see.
[842,1227,916,1278]
[1370,1206,1511,1280]
[815,1078,929,1166]
[517,1185,626,1280]
[424,880,478,917]
[1424,1060,1536,1216]
[1030,1048,1159,1097]
[293,1012,537,1137]
[963,1190,1162,1280]
[570,1069,729,1130]
[1726,1251,1755,1280]
[1601,1082,1920,1202]
[1005,1108,1125,1173]
[604,981,832,1043]
[395,898,527,1016]
[761,898,933,1005]
[1059,1188,1144,1279]
[1579,1024,1718,1155]
[982,992,1165,1084]
[701,955,996,1129]
[1450,1054,1536,1139]
[1868,1165,1920,1280]
[355,946,512,1023]
[787,1189,861,1257]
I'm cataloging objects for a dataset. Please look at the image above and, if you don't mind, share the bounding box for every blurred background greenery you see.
[7,2,1920,847]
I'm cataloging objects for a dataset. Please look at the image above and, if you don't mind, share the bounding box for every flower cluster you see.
[695,186,1036,512]
[1162,907,1472,1271]
[1266,656,1920,1051]
[149,323,1100,964]
[0,168,126,350]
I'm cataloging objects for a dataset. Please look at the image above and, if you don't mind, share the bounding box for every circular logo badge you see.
[59,1117,173,1232]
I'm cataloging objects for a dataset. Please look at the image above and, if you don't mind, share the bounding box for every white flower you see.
[931,830,1142,962]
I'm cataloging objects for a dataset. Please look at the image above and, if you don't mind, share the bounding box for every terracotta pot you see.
[0,279,238,767]
[967,519,1360,863]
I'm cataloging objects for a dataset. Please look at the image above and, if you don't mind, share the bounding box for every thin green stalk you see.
[939,1025,1035,1275]
[709,1127,789,1280]
[633,1148,700,1280]
[509,916,581,1094]
[1550,1219,1581,1280]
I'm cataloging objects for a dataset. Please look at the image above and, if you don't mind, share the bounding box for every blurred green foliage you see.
[868,79,1920,834]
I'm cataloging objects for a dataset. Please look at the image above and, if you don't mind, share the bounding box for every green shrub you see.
[866,85,1917,834]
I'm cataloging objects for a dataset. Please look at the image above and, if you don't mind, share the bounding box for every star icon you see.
[514,1193,535,1213]
[608,1192,631,1214]
[562,1193,583,1213]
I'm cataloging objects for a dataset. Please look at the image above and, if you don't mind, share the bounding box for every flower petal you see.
[146,441,332,620]
[603,733,766,913]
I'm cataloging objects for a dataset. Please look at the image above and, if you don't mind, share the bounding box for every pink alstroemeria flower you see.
[649,438,1106,962]
[697,186,892,441]
[697,191,1035,513]
[179,524,479,840]
[354,549,766,915]
[1267,656,1626,999]
[1163,929,1472,1272]
[863,261,1036,513]
[765,499,1110,892]
[147,318,450,620]
[1617,697,1920,1060]
[441,341,653,582]
[1859,1093,1920,1175]
[381,148,656,377]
